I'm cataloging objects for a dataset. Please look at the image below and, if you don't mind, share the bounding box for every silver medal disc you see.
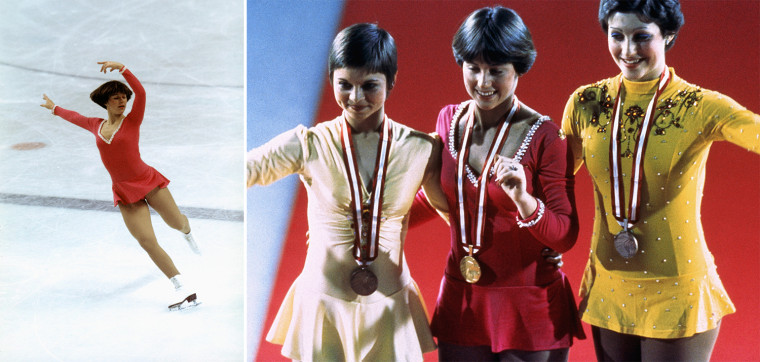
[614,230,638,259]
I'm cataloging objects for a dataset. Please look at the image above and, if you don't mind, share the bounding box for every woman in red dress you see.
[41,61,200,310]
[413,7,585,360]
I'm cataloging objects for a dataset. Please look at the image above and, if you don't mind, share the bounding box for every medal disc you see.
[614,230,638,259]
[459,255,482,283]
[350,266,378,296]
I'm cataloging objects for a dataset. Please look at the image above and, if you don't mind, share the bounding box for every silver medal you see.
[614,230,638,259]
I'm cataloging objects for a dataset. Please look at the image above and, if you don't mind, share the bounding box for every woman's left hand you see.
[494,155,538,218]
[494,155,528,200]
[542,248,564,268]
[97,61,124,73]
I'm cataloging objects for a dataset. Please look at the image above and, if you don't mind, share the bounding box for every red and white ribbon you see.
[341,115,392,263]
[456,98,519,253]
[609,68,670,229]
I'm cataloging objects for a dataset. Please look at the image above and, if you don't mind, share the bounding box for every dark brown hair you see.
[90,80,133,109]
[328,23,398,90]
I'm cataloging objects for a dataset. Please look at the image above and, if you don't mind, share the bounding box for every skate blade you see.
[168,293,201,311]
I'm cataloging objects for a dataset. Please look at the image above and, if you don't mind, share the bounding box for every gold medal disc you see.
[459,255,481,283]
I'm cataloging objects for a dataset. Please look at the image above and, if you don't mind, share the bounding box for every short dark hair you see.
[452,6,536,75]
[328,23,398,90]
[90,80,133,109]
[599,0,684,50]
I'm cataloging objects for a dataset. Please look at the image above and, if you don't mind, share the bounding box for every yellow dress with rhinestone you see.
[247,117,436,361]
[561,68,760,338]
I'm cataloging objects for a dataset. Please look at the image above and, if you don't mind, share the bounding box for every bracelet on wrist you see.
[516,198,545,228]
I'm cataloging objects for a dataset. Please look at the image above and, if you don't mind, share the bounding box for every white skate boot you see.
[168,274,200,311]
[183,231,201,255]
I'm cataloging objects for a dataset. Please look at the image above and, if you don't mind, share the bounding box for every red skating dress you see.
[53,67,169,206]
[415,102,585,352]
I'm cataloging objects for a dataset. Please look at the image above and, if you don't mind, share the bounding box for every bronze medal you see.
[614,230,638,259]
[350,266,378,296]
[341,116,392,298]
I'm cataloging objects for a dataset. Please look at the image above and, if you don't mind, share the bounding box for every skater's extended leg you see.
[145,187,190,233]
[146,187,200,255]
[119,199,180,278]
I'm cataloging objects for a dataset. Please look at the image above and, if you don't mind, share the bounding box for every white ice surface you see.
[0,0,244,360]
[0,205,243,361]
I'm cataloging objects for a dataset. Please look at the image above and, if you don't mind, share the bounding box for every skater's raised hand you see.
[40,94,55,110]
[98,61,124,73]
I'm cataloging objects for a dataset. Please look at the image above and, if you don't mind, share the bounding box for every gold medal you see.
[614,230,638,259]
[454,99,519,286]
[459,246,481,283]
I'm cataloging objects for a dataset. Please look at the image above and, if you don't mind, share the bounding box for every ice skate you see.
[168,275,200,311]
[169,291,200,311]
[183,231,201,255]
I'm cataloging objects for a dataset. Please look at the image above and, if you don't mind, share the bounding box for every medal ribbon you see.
[456,98,519,253]
[341,114,392,263]
[609,68,670,229]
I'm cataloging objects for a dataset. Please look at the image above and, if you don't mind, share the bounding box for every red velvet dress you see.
[53,68,169,206]
[416,103,585,352]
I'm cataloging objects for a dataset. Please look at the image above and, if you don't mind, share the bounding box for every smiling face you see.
[105,93,128,116]
[332,67,388,129]
[462,59,518,112]
[607,12,670,81]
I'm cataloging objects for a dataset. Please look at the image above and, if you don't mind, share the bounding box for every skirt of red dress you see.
[111,166,170,206]
[430,272,585,352]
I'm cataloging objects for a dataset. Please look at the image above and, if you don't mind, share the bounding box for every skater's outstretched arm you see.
[98,61,146,124]
[41,93,98,130]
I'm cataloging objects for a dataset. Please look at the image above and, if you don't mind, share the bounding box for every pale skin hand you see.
[40,94,55,110]
[98,61,124,73]
[542,248,563,268]
[493,155,537,218]
[41,61,124,110]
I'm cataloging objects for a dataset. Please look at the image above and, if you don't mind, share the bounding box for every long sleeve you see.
[247,125,308,187]
[520,123,579,253]
[701,90,760,154]
[560,92,586,175]
[119,68,146,126]
[53,106,99,133]
[408,189,441,228]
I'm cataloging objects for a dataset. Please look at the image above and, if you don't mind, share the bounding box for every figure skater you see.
[40,61,201,311]
[247,23,447,361]
[562,0,760,359]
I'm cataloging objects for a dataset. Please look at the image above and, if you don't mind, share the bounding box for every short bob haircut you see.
[452,6,536,75]
[599,0,684,51]
[90,80,133,109]
[328,23,398,90]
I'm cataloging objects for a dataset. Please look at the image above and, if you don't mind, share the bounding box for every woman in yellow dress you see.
[561,0,760,360]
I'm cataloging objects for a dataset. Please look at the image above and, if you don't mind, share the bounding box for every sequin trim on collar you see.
[447,101,547,185]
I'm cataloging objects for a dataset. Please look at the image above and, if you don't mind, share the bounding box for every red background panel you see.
[256,1,759,361]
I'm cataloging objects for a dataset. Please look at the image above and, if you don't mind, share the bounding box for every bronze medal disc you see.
[350,266,378,296]
[614,230,638,259]
[459,255,482,283]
